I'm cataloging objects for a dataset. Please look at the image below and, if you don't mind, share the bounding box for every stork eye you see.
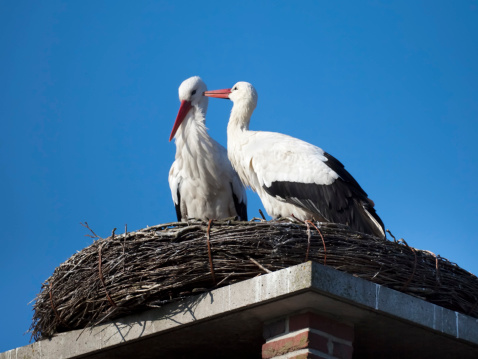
[233,87,237,91]
[191,89,197,95]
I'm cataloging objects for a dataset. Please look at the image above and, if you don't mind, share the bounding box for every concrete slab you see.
[2,262,478,359]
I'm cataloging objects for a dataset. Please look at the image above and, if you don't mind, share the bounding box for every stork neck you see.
[228,101,253,133]
[174,107,210,155]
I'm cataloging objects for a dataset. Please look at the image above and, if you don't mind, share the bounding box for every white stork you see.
[168,76,247,222]
[204,82,385,238]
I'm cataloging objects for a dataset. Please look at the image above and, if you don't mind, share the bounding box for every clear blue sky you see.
[1,1,477,352]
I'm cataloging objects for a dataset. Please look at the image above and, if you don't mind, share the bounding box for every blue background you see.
[1,1,477,352]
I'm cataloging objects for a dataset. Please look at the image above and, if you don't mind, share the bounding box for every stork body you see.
[168,77,247,221]
[205,82,384,238]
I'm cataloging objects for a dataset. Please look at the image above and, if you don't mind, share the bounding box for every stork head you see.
[169,76,208,141]
[204,82,258,126]
[205,82,257,106]
[230,82,258,114]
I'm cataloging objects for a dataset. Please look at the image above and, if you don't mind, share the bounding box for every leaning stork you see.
[168,76,247,221]
[204,81,385,238]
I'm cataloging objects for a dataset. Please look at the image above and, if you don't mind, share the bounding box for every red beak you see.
[203,88,232,99]
[169,100,192,141]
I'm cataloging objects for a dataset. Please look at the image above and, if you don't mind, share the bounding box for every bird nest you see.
[30,220,478,341]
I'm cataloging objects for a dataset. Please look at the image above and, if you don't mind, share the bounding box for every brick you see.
[262,331,309,359]
[263,318,287,340]
[289,353,324,359]
[332,340,353,359]
[289,312,354,342]
[262,330,332,359]
[289,312,312,331]
[308,332,329,353]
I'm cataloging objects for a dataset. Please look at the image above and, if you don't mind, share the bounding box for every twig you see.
[48,282,69,329]
[422,250,441,286]
[215,272,235,286]
[81,222,100,239]
[248,257,272,273]
[306,220,326,266]
[98,244,117,308]
[399,238,417,291]
[122,224,127,273]
[386,229,396,242]
[305,221,311,262]
[258,209,266,220]
[206,219,216,285]
[467,300,478,316]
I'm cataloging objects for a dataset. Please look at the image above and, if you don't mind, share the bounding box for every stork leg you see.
[304,220,327,266]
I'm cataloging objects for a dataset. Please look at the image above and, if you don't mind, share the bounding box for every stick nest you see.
[30,220,478,341]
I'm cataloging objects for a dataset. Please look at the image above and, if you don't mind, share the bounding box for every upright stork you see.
[204,81,384,238]
[168,76,247,221]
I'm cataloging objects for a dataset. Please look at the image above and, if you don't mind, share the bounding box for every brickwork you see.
[262,312,354,359]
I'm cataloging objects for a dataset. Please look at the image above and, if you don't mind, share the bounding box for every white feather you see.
[224,82,338,220]
[169,77,247,221]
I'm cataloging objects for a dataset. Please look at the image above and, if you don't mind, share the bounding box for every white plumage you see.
[168,77,247,221]
[205,82,384,238]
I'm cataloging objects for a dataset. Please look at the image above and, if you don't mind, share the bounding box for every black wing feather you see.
[230,183,248,221]
[323,152,368,198]
[263,152,385,238]
[174,185,182,221]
